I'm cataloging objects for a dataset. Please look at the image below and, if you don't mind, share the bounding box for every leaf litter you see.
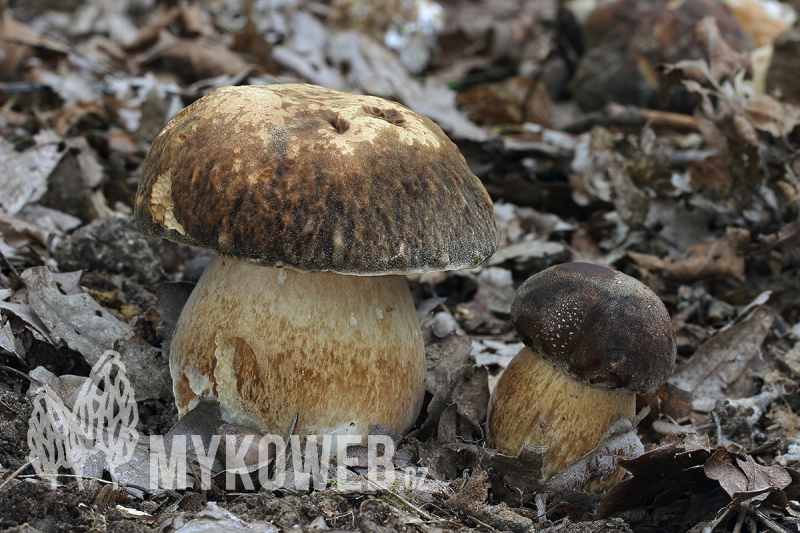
[2,0,800,531]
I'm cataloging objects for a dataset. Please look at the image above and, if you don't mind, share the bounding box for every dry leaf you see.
[474,267,515,315]
[547,413,645,493]
[424,331,472,395]
[21,266,132,366]
[138,35,252,80]
[664,238,746,282]
[0,13,71,54]
[596,439,714,519]
[694,17,751,86]
[0,131,65,216]
[486,239,567,266]
[669,307,774,410]
[0,300,52,342]
[745,94,800,138]
[705,448,791,501]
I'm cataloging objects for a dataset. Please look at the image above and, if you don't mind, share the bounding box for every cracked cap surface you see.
[135,83,500,275]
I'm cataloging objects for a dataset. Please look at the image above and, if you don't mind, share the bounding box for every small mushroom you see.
[487,262,676,491]
[135,84,500,442]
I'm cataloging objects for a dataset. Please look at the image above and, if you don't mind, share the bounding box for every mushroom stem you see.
[488,346,635,490]
[171,255,426,439]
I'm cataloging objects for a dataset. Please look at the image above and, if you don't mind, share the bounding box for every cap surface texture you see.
[510,262,676,393]
[135,83,500,275]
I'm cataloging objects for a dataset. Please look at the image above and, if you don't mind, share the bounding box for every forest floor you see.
[2,0,800,531]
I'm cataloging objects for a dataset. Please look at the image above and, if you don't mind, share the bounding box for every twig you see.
[535,493,549,525]
[467,514,497,531]
[0,82,45,94]
[746,439,783,456]
[712,407,725,447]
[0,365,32,382]
[755,508,792,533]
[563,103,699,134]
[0,458,35,492]
[364,477,436,522]
[16,473,173,498]
[18,472,113,485]
[0,250,23,283]
[732,504,746,533]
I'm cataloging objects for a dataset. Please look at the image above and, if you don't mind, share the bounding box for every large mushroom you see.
[135,84,500,441]
[487,262,676,491]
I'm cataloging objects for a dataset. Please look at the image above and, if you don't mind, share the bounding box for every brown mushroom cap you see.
[510,262,676,393]
[135,83,500,275]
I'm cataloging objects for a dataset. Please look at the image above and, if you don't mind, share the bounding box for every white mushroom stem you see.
[171,255,426,441]
[487,346,635,491]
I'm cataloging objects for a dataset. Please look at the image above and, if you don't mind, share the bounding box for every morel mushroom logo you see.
[27,388,73,488]
[27,350,139,488]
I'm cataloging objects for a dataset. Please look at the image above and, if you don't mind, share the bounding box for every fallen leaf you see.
[705,448,791,502]
[548,413,645,493]
[116,335,172,400]
[474,267,515,315]
[29,366,99,410]
[21,266,132,366]
[0,300,53,342]
[410,364,483,441]
[456,76,552,126]
[452,365,490,431]
[0,130,65,215]
[136,31,251,81]
[482,444,547,505]
[17,204,82,234]
[424,331,472,395]
[693,17,752,86]
[485,239,567,266]
[0,316,24,360]
[596,439,715,519]
[669,307,774,411]
[471,339,523,368]
[651,382,694,421]
[631,236,747,283]
[745,93,800,138]
[0,13,71,54]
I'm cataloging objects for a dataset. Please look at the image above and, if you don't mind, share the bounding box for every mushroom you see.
[135,84,500,442]
[487,262,676,491]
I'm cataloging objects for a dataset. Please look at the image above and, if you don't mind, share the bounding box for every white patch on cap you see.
[149,170,186,235]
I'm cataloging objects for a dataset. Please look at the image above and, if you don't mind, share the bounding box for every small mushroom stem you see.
[171,255,426,440]
[487,346,635,491]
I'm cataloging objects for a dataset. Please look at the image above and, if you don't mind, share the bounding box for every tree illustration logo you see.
[27,350,139,488]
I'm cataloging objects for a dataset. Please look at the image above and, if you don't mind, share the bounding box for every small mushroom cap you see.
[135,84,500,275]
[510,262,676,393]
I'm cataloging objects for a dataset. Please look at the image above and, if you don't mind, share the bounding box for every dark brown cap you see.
[510,262,676,393]
[135,84,500,275]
